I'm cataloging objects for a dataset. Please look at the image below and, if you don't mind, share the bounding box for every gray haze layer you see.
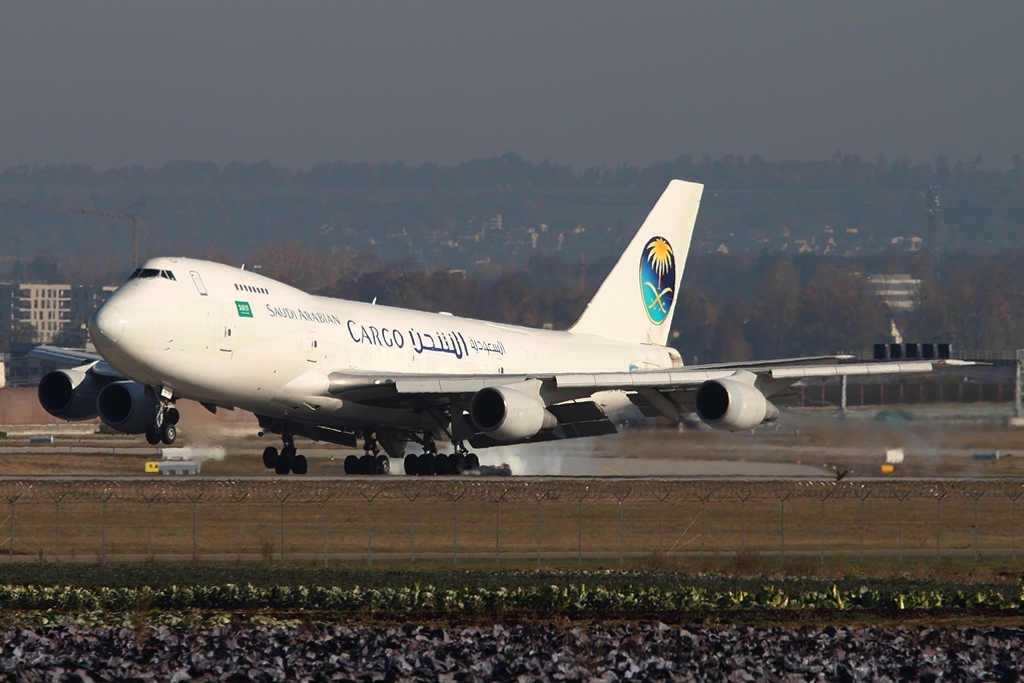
[1,2,1022,169]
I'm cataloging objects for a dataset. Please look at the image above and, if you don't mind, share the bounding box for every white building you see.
[17,284,71,343]
[867,274,921,312]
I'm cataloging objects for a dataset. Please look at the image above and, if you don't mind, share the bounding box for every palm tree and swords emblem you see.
[640,236,675,325]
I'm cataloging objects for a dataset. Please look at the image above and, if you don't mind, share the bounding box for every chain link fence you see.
[1,479,1022,565]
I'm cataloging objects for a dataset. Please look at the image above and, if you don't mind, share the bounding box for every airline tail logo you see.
[640,236,675,325]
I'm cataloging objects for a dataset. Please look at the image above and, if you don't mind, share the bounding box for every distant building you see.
[16,283,71,344]
[0,283,114,386]
[867,274,921,312]
[0,282,114,347]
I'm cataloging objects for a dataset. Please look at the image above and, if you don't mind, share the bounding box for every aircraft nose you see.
[89,305,124,345]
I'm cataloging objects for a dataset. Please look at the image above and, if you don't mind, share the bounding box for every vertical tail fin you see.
[568,179,702,345]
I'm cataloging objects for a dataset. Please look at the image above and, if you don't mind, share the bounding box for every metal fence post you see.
[1010,491,1023,561]
[615,491,631,565]
[447,489,465,565]
[970,490,984,562]
[361,489,380,568]
[775,491,791,563]
[316,491,334,569]
[142,493,159,562]
[817,489,833,565]
[5,494,21,561]
[736,491,752,553]
[187,493,204,563]
[49,492,67,563]
[489,489,507,565]
[402,490,420,564]
[935,491,946,563]
[855,489,871,561]
[533,492,548,568]
[575,488,590,567]
[656,491,671,557]
[894,491,910,563]
[697,491,712,563]
[273,491,290,564]
[97,492,114,564]
[231,492,249,563]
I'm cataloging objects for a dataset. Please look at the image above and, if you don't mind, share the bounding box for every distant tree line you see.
[2,152,1023,271]
[2,151,1022,190]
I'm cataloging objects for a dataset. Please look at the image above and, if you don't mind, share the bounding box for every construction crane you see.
[0,201,147,266]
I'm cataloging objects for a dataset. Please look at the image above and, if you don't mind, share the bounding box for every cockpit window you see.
[128,268,176,281]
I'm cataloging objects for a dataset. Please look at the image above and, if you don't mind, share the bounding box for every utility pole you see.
[0,201,147,266]
[925,187,944,285]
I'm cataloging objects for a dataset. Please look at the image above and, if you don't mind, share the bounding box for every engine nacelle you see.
[694,378,779,431]
[469,386,557,442]
[96,381,160,434]
[38,368,109,421]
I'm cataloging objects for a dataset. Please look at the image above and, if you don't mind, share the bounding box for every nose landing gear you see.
[145,406,180,446]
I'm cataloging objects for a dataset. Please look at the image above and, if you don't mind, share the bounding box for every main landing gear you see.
[402,437,479,477]
[344,431,390,475]
[145,405,180,446]
[262,432,308,475]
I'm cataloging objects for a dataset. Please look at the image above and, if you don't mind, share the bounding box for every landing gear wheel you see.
[358,454,375,475]
[262,446,279,469]
[165,408,180,425]
[292,454,308,475]
[275,446,295,475]
[375,455,390,475]
[344,454,359,475]
[145,426,161,445]
[466,452,480,471]
[404,453,419,476]
[419,452,436,476]
[160,423,177,445]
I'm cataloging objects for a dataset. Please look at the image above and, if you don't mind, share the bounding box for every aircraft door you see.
[219,306,235,357]
[306,331,320,364]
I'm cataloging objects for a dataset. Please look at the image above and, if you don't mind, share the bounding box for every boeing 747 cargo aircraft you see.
[35,181,941,475]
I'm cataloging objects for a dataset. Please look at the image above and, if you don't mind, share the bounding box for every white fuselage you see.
[90,257,680,430]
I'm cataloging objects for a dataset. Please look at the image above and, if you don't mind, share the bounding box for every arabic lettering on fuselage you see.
[266,304,342,326]
[346,319,505,359]
[467,337,506,355]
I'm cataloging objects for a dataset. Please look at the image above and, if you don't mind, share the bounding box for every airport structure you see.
[0,282,113,386]
[866,273,922,312]
[0,282,113,345]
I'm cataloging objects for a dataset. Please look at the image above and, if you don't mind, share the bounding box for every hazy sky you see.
[1,2,1022,170]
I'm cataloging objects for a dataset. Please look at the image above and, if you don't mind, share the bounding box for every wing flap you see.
[768,361,934,379]
[557,360,937,392]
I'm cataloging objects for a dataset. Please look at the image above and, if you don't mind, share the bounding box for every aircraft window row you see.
[129,268,177,281]
[234,283,269,295]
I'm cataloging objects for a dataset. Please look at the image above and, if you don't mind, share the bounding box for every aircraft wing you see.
[325,358,955,446]
[29,345,123,378]
[329,358,946,400]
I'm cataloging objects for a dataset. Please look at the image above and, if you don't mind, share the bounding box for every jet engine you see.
[38,368,110,421]
[694,378,779,431]
[469,386,557,442]
[96,381,160,434]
